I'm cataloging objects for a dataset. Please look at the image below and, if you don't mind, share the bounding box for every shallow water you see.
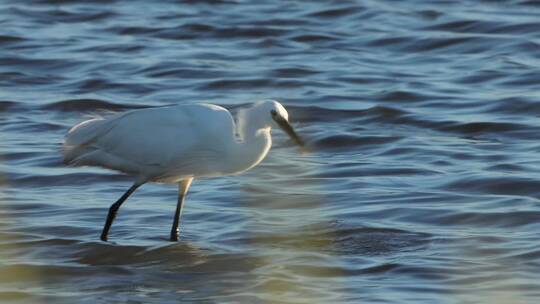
[1,0,540,303]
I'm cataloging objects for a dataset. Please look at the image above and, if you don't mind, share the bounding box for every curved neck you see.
[226,121,272,175]
[231,128,272,174]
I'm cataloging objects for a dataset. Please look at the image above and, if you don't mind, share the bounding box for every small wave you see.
[353,263,402,275]
[453,69,506,84]
[367,36,411,47]
[182,0,239,4]
[77,44,145,54]
[180,23,215,32]
[429,209,540,228]
[416,9,443,20]
[30,0,117,4]
[68,78,156,95]
[485,163,525,172]
[291,34,338,43]
[316,167,438,178]
[242,224,431,257]
[0,71,60,86]
[331,226,431,256]
[0,56,74,70]
[400,36,478,53]
[306,6,364,19]
[486,97,540,115]
[333,75,389,84]
[9,6,116,23]
[157,25,287,40]
[493,22,540,34]
[440,121,528,135]
[0,151,41,161]
[210,26,287,39]
[444,176,540,197]
[42,99,145,112]
[313,134,401,150]
[498,71,540,87]
[145,68,225,79]
[423,20,498,34]
[288,105,408,124]
[507,248,540,260]
[518,0,540,6]
[270,67,320,78]
[0,35,26,45]
[201,79,271,90]
[200,78,313,90]
[424,19,540,36]
[376,90,433,102]
[0,101,18,112]
[8,172,131,188]
[248,18,310,27]
[109,25,161,36]
[361,105,408,119]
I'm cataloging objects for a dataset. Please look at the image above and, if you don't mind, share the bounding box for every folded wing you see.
[63,104,236,182]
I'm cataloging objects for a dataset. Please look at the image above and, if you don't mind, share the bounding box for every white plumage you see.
[62,100,304,241]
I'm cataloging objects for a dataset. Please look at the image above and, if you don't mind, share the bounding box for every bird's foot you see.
[170,230,179,242]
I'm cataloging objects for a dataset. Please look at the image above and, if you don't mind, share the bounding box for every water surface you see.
[1,0,540,303]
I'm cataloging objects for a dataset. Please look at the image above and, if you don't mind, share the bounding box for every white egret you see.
[62,100,304,241]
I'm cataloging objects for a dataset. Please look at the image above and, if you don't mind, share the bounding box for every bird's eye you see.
[271,110,277,117]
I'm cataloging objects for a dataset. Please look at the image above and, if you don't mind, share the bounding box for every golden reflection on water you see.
[453,235,528,304]
[240,152,345,303]
[0,175,41,302]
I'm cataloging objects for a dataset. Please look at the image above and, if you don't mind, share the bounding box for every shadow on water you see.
[0,229,264,303]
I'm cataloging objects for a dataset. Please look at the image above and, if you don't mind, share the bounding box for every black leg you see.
[170,178,193,241]
[100,183,141,241]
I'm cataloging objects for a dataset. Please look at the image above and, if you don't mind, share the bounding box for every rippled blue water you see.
[1,0,540,303]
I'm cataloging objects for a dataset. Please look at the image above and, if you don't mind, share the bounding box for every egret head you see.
[238,100,304,148]
[262,100,305,148]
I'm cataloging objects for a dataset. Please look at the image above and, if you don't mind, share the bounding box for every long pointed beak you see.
[272,114,305,148]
